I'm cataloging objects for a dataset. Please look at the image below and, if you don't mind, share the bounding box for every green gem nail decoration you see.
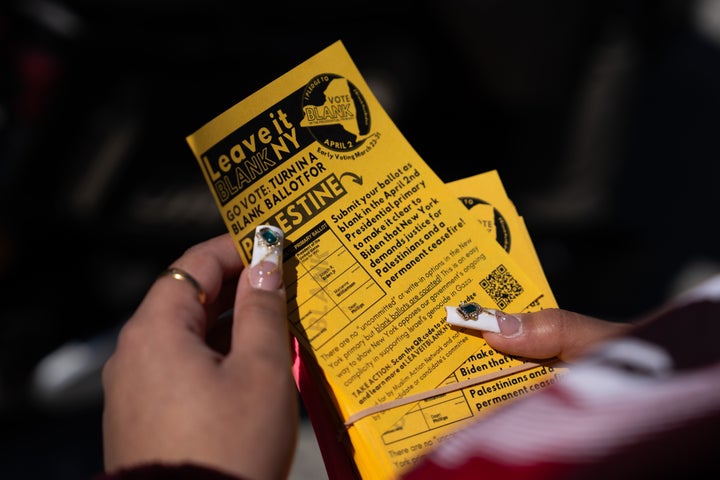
[259,227,279,246]
[457,302,482,320]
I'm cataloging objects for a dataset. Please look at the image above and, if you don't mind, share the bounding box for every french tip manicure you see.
[444,304,522,337]
[249,225,284,290]
[249,260,283,290]
[496,312,523,338]
[445,305,501,333]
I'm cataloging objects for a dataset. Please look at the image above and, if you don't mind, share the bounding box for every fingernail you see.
[249,225,284,290]
[445,303,522,337]
[496,311,522,337]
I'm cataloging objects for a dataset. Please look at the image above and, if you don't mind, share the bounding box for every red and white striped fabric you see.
[402,276,720,480]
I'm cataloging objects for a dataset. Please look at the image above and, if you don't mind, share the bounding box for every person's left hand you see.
[101,233,298,480]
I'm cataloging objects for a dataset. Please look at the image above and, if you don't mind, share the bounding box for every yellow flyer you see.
[338,171,567,478]
[186,41,553,478]
[450,170,556,307]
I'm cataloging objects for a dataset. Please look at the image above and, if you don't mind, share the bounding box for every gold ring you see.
[159,267,207,305]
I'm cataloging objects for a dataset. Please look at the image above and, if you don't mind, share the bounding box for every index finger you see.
[137,233,244,334]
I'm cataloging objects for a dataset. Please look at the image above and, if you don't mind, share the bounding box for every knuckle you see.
[114,319,146,353]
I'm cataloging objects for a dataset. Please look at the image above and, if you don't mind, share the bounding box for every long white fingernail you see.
[445,302,523,337]
[445,304,501,333]
[249,225,284,290]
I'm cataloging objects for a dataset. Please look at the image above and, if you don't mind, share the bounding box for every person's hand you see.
[101,232,298,480]
[480,307,634,362]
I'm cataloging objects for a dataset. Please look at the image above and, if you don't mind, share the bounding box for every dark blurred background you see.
[1,0,719,478]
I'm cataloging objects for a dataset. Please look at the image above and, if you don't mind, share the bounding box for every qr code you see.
[479,264,523,310]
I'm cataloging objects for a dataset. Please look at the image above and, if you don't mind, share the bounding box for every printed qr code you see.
[479,264,523,310]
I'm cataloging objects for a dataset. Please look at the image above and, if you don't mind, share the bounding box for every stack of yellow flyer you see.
[186,41,567,479]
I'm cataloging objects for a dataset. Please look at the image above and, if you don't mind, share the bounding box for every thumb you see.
[228,225,290,365]
[455,307,633,362]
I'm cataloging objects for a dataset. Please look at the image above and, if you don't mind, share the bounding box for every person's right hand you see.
[101,232,298,480]
[480,308,633,362]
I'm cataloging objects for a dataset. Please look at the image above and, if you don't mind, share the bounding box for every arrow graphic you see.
[339,172,363,187]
